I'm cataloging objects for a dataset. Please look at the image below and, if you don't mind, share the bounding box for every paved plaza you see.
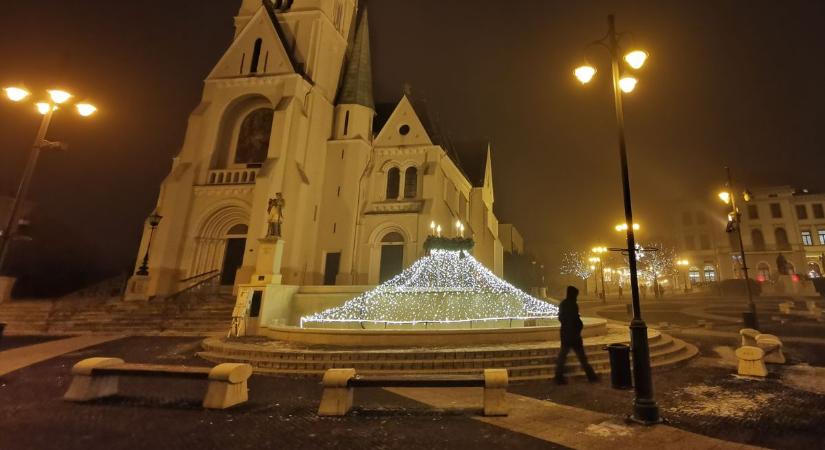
[0,295,823,449]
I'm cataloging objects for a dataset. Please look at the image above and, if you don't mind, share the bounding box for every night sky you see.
[1,1,824,292]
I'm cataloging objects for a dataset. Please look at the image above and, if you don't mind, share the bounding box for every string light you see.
[300,249,558,328]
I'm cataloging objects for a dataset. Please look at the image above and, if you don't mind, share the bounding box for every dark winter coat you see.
[558,297,584,346]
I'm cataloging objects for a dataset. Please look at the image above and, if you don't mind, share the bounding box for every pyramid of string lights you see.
[300,243,558,329]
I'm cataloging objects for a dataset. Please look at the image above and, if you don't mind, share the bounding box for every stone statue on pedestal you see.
[266,193,285,238]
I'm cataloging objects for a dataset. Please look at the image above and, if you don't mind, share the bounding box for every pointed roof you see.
[337,7,374,109]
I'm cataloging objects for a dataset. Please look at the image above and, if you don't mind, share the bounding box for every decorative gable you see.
[208,6,295,80]
[373,95,433,147]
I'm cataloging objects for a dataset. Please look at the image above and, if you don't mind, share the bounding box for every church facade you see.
[127,0,503,299]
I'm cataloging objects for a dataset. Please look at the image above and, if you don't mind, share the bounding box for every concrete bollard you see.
[483,368,509,416]
[318,368,357,416]
[735,346,767,377]
[203,363,253,409]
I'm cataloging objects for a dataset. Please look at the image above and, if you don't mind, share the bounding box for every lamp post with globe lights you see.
[135,212,163,276]
[574,15,659,424]
[0,87,97,297]
[718,166,758,329]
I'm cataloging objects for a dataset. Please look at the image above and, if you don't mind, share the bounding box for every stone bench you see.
[740,328,760,346]
[63,357,253,409]
[318,368,508,417]
[735,346,767,377]
[755,333,786,364]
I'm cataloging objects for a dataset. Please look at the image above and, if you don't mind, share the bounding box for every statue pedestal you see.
[0,276,16,303]
[251,238,285,285]
[229,239,294,337]
[123,274,151,301]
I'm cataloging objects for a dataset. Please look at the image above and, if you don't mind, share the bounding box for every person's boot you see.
[586,369,600,383]
[554,375,568,385]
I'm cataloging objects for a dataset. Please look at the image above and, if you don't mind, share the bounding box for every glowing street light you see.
[47,89,72,104]
[0,85,98,280]
[618,76,638,93]
[35,102,54,115]
[76,103,97,117]
[615,223,641,232]
[574,65,597,84]
[4,87,30,102]
[573,14,659,424]
[719,167,758,329]
[718,191,731,205]
[624,50,648,69]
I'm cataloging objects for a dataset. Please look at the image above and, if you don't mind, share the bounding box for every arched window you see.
[688,267,701,284]
[226,224,249,236]
[703,265,717,282]
[775,227,790,250]
[235,108,274,164]
[404,167,418,198]
[386,167,400,199]
[379,231,405,283]
[382,232,404,243]
[250,38,263,73]
[750,229,765,250]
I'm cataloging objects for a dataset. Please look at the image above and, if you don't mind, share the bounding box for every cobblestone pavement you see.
[0,337,559,450]
[0,335,63,352]
[549,295,825,449]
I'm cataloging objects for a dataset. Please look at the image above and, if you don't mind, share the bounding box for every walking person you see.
[555,286,599,384]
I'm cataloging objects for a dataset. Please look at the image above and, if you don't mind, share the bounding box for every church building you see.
[126,0,504,300]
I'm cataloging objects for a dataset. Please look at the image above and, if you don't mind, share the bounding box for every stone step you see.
[195,336,693,378]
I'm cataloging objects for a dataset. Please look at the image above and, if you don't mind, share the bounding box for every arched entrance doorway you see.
[220,224,248,285]
[379,232,405,283]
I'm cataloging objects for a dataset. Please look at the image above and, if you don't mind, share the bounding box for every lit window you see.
[703,265,716,282]
[688,267,700,284]
[802,231,813,246]
[819,230,825,245]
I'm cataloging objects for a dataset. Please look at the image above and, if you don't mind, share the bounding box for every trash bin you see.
[606,343,632,389]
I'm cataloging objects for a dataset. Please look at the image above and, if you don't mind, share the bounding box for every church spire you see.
[337,7,374,109]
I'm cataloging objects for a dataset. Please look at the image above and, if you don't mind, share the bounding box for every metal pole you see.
[136,225,156,276]
[0,108,54,274]
[726,167,758,329]
[600,260,606,300]
[608,14,659,424]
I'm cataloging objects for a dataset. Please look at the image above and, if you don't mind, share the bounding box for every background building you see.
[673,186,825,291]
[127,1,505,299]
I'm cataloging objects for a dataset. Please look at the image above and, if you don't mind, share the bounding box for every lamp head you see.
[76,103,97,117]
[718,191,731,204]
[624,50,648,69]
[47,89,72,104]
[4,86,30,102]
[574,65,596,84]
[619,76,638,93]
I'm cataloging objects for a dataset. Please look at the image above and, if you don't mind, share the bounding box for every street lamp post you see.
[575,15,659,424]
[719,167,758,329]
[676,259,690,293]
[135,212,163,276]
[0,87,97,277]
[593,246,608,301]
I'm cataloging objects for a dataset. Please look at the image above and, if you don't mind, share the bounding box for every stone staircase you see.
[0,277,236,336]
[198,330,698,382]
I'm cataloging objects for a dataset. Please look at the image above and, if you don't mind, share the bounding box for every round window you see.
[399,124,410,136]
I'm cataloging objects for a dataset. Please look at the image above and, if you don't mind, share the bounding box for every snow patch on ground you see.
[711,346,738,366]
[583,421,633,438]
[668,385,776,419]
[782,364,825,395]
